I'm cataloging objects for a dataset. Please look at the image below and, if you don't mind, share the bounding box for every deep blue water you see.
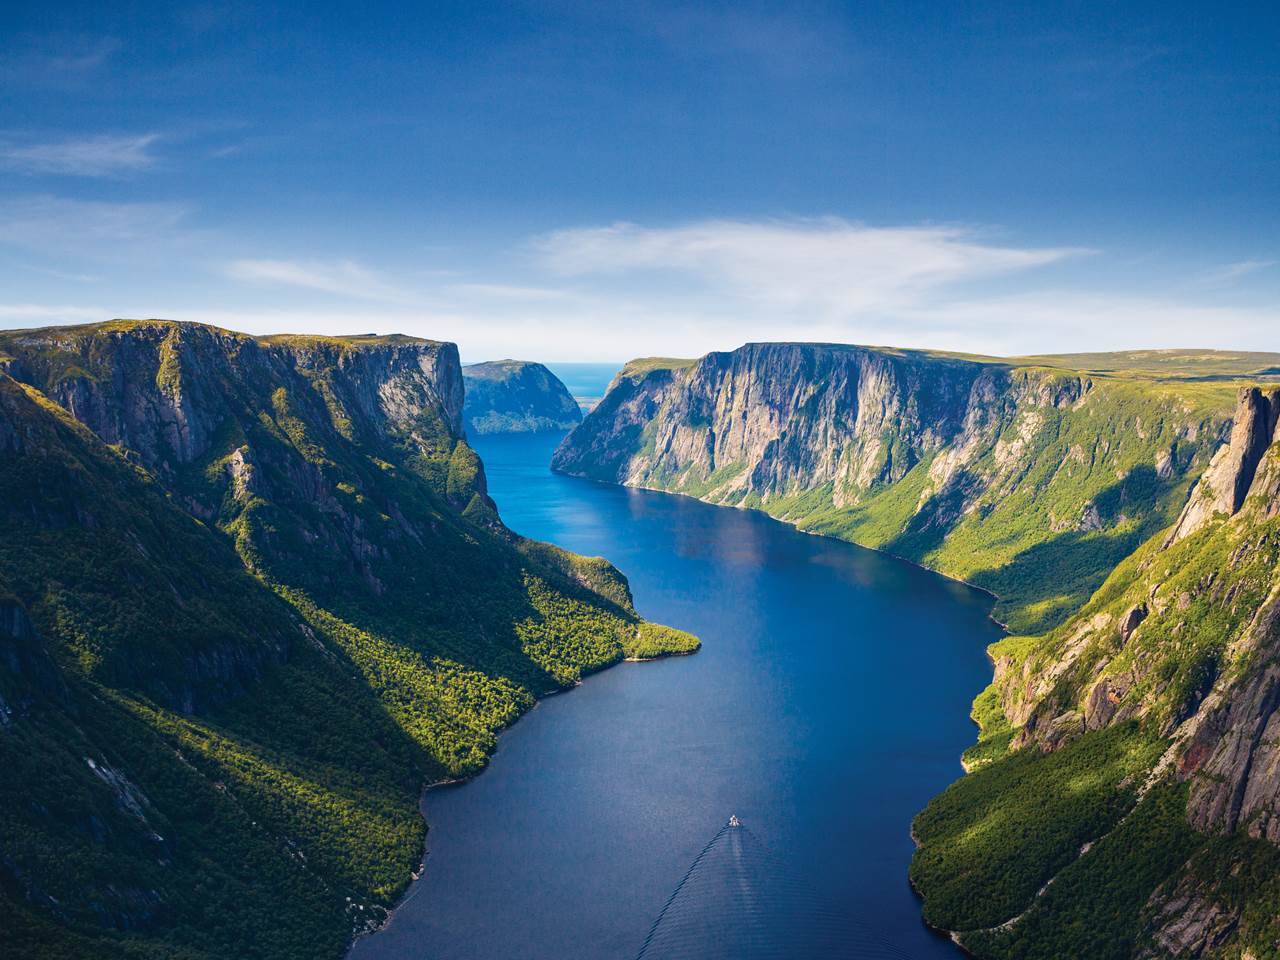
[350,431,1000,960]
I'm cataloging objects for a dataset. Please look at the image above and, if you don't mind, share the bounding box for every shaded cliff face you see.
[1,321,471,499]
[463,359,582,435]
[0,320,696,960]
[555,343,1236,632]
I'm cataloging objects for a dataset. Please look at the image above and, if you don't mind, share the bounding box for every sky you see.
[0,0,1276,361]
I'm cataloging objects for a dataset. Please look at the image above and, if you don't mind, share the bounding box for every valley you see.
[556,343,1280,959]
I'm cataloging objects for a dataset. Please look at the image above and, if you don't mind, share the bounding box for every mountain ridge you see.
[0,318,696,960]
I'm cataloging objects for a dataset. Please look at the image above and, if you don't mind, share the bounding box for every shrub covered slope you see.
[0,320,696,960]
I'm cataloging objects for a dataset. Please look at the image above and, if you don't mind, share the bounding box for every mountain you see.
[912,385,1280,959]
[0,320,696,960]
[555,342,1280,959]
[462,359,582,435]
[552,343,1280,632]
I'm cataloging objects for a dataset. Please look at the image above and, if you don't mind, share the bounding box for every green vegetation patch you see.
[911,722,1164,932]
[625,622,701,659]
[962,782,1204,960]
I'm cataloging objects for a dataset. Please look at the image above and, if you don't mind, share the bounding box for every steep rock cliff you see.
[555,343,1237,632]
[994,388,1280,763]
[916,387,1280,959]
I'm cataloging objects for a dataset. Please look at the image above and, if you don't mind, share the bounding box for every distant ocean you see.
[544,362,623,412]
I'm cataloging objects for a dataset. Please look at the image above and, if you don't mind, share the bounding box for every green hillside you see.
[0,320,696,960]
[555,343,1266,633]
[911,387,1280,959]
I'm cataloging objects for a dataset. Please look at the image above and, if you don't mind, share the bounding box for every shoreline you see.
[344,644,697,955]
[559,465,1009,959]
[554,467,1012,635]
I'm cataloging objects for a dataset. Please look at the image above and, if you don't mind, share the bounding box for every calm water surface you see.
[350,431,1001,960]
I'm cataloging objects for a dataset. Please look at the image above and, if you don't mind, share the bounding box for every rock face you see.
[555,344,1025,495]
[1002,388,1280,754]
[2,322,466,484]
[1171,392,1280,838]
[1165,388,1280,545]
[971,388,1280,957]
[0,320,695,960]
[555,343,1234,632]
[463,359,581,435]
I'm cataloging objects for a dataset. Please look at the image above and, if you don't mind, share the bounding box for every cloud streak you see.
[0,195,195,255]
[536,219,1089,316]
[0,133,162,177]
[1200,259,1277,285]
[226,258,408,302]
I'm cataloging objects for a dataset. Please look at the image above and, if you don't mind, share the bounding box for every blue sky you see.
[1,1,1276,359]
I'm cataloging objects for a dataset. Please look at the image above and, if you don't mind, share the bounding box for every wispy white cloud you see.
[43,37,122,73]
[3,216,1275,362]
[0,37,122,88]
[226,258,408,302]
[0,133,162,177]
[448,282,583,302]
[536,219,1089,316]
[1200,259,1276,285]
[0,195,195,255]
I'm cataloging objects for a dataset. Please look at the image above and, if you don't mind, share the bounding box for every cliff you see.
[554,343,1244,632]
[463,359,582,435]
[558,341,1280,958]
[0,320,696,960]
[903,384,1280,960]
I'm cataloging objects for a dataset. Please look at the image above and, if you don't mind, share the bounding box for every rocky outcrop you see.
[1165,387,1280,545]
[1,321,465,478]
[463,360,582,435]
[1179,578,1280,843]
[1139,871,1241,959]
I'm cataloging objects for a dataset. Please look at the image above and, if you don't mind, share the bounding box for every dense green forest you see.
[0,321,696,960]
